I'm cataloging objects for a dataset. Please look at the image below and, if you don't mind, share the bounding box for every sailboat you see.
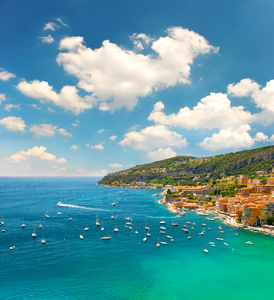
[145,220,150,231]
[84,222,89,231]
[41,233,46,244]
[114,220,119,232]
[32,224,37,238]
[21,217,25,228]
[143,232,147,242]
[0,216,4,226]
[39,219,43,228]
[101,222,105,231]
[96,215,100,226]
[79,226,84,240]
[156,237,160,247]
[160,236,167,245]
[135,227,138,235]
[101,225,111,240]
[172,219,178,226]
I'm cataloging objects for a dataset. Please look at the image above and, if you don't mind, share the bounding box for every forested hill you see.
[98,146,274,186]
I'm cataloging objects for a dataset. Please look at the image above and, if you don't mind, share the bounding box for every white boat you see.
[135,230,138,234]
[201,223,207,226]
[191,227,195,230]
[156,237,160,247]
[179,211,185,217]
[21,217,25,228]
[246,241,253,245]
[41,234,46,244]
[80,234,84,240]
[172,221,178,226]
[183,229,189,233]
[147,233,151,236]
[68,217,72,221]
[96,215,100,226]
[166,235,172,239]
[84,222,89,231]
[216,237,224,241]
[39,220,43,228]
[224,243,228,246]
[188,236,191,240]
[57,212,62,215]
[160,241,167,245]
[171,239,174,242]
[208,242,215,245]
[2,229,5,233]
[160,226,166,230]
[101,226,111,240]
[160,220,165,224]
[186,221,191,224]
[143,237,147,242]
[32,225,36,238]
[204,249,208,253]
[125,217,132,221]
[111,215,115,219]
[114,227,119,232]
[211,244,216,247]
[112,202,117,206]
[101,223,104,231]
[160,231,165,234]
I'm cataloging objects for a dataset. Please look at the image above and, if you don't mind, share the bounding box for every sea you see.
[0,177,274,300]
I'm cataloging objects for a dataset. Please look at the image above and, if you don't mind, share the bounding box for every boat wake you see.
[57,202,108,211]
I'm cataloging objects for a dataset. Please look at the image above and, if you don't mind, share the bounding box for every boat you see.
[156,237,160,247]
[166,235,172,239]
[96,215,100,226]
[0,218,4,226]
[101,223,104,231]
[160,226,166,230]
[21,217,25,228]
[216,237,224,241]
[112,202,117,206]
[172,221,178,226]
[208,242,215,245]
[145,220,150,231]
[101,226,111,240]
[186,221,191,224]
[147,233,151,236]
[201,223,207,226]
[171,239,174,242]
[188,236,191,240]
[160,220,165,225]
[191,227,194,230]
[39,220,43,228]
[219,226,223,231]
[183,225,188,228]
[204,249,208,253]
[126,222,132,226]
[211,244,216,247]
[183,229,189,233]
[111,215,115,219]
[68,217,72,221]
[143,233,147,242]
[160,236,167,245]
[57,212,62,215]
[160,231,165,234]
[41,234,46,244]
[79,227,84,239]
[32,225,37,238]
[84,222,89,231]
[199,232,204,235]
[179,211,185,217]
[114,226,119,232]
[125,216,132,221]
[224,243,228,246]
[245,241,253,245]
[2,229,5,233]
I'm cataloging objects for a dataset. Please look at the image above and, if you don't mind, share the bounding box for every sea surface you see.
[0,177,274,300]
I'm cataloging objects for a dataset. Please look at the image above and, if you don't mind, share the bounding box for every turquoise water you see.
[1,177,274,300]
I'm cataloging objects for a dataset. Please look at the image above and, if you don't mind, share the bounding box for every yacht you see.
[96,215,100,226]
[204,249,208,253]
[179,211,185,217]
[160,226,166,230]
[101,223,104,231]
[172,221,178,226]
[32,225,37,238]
[84,222,89,231]
[21,217,25,228]
[156,237,160,247]
[245,241,253,245]
[166,235,172,239]
[101,226,111,240]
[160,220,165,225]
[112,202,117,206]
[57,212,62,215]
[41,234,46,244]
[188,236,191,240]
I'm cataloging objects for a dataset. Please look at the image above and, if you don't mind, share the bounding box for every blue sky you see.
[0,0,274,176]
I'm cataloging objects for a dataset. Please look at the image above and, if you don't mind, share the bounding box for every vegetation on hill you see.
[98,146,274,186]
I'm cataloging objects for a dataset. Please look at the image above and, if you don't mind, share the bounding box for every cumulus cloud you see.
[90,144,104,150]
[143,147,177,162]
[130,33,153,50]
[0,68,16,81]
[56,18,67,27]
[109,163,123,168]
[148,93,254,130]
[0,116,26,132]
[70,145,79,150]
[109,135,117,140]
[98,128,105,133]
[4,104,20,111]
[56,27,218,111]
[16,80,95,114]
[43,22,59,31]
[227,78,261,98]
[29,124,72,138]
[8,146,67,163]
[119,125,188,152]
[254,132,268,142]
[0,93,6,104]
[198,125,255,151]
[40,34,54,44]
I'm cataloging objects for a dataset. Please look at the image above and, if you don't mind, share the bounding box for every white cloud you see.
[60,167,67,172]
[254,132,268,142]
[16,80,95,114]
[269,135,274,142]
[109,163,123,168]
[56,27,218,111]
[90,144,104,150]
[29,124,72,138]
[58,128,72,136]
[77,168,85,173]
[56,18,67,27]
[0,68,16,81]
[101,169,108,175]
[47,107,55,112]
[8,146,67,164]
[30,124,56,138]
[143,147,177,162]
[71,123,79,127]
[227,78,261,98]
[31,104,42,110]
[130,33,153,50]
[43,22,59,31]
[119,125,188,152]
[98,128,105,133]
[0,116,26,132]
[148,94,254,130]
[86,144,90,147]
[198,125,255,151]
[40,34,54,44]
[0,94,6,104]
[70,145,79,150]
[4,104,20,111]
[109,135,117,140]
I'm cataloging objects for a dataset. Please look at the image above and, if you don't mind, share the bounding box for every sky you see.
[0,0,274,176]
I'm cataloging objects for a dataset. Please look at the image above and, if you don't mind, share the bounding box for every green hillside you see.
[98,146,274,186]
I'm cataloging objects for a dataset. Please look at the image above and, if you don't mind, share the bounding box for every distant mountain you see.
[98,146,274,186]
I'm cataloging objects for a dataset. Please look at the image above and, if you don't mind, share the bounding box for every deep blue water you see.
[1,177,274,300]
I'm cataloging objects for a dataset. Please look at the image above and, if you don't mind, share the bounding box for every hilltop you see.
[98,146,274,186]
